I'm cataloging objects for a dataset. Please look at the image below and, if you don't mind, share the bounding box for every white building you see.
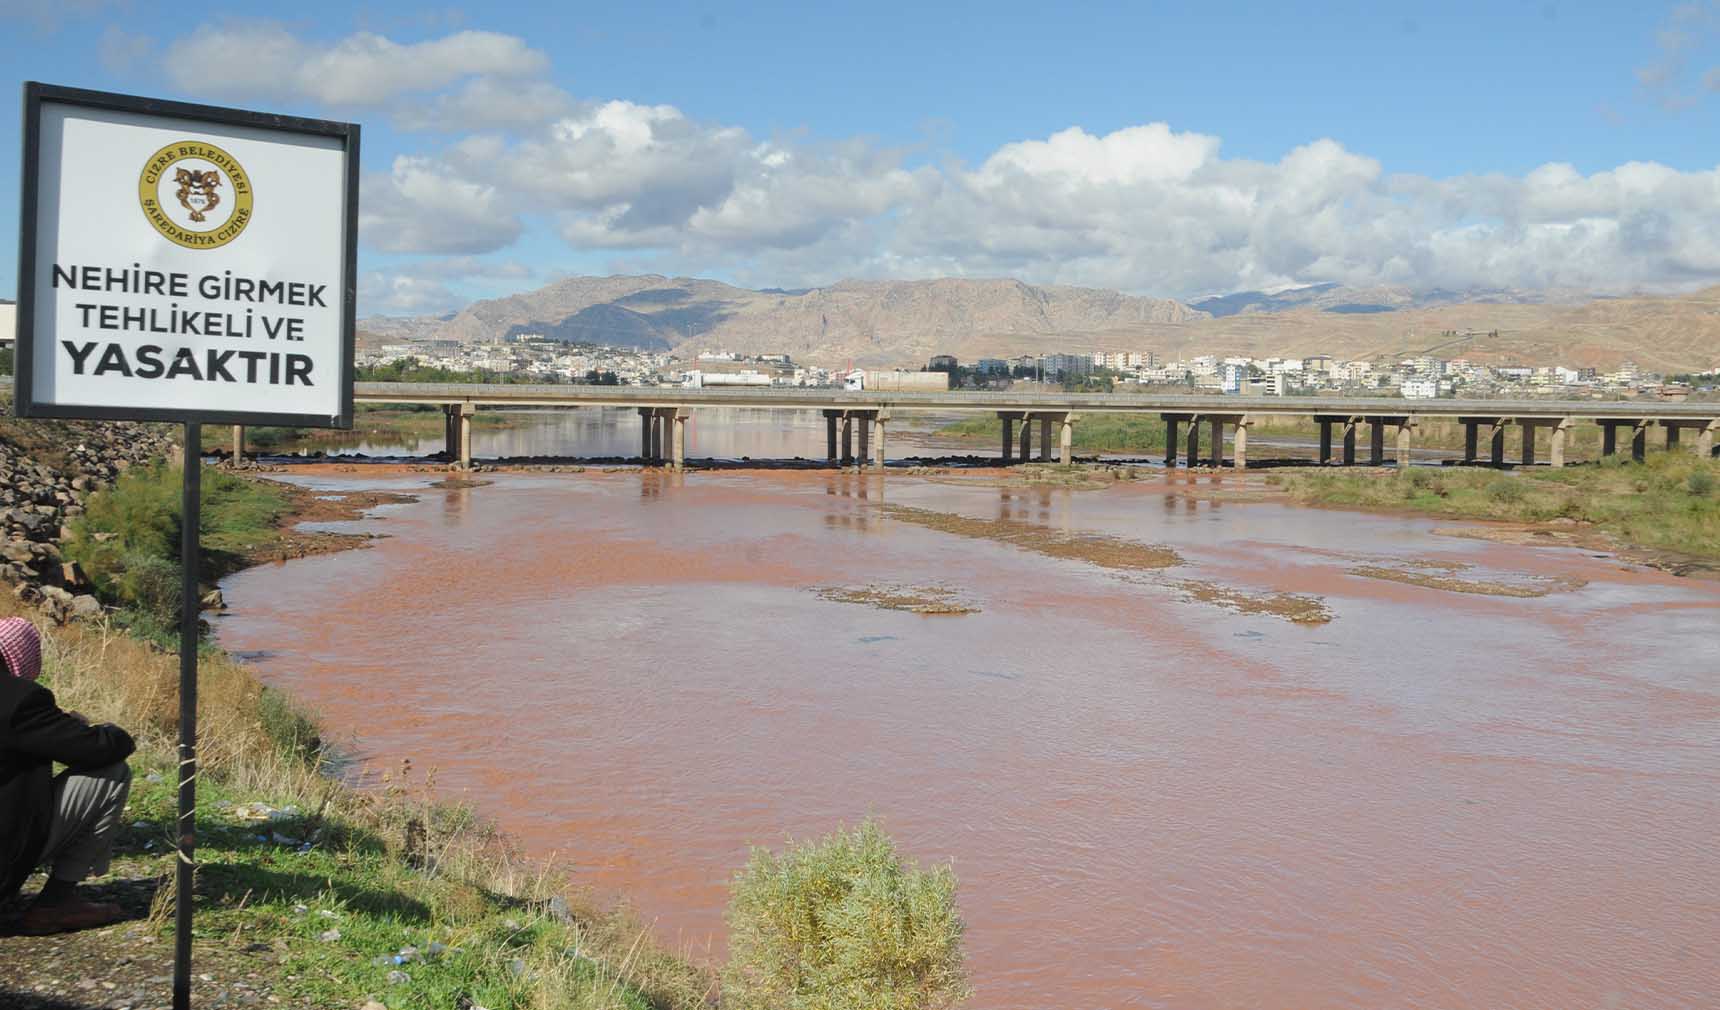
[1400,378,1440,399]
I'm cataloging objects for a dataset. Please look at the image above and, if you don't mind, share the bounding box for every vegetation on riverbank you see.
[1271,452,1720,560]
[7,593,714,1008]
[939,412,1630,458]
[938,414,1167,453]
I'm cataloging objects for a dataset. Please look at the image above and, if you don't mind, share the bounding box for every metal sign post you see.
[176,422,200,1009]
[13,83,358,1010]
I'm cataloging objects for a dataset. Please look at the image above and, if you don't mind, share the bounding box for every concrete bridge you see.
[232,382,1720,471]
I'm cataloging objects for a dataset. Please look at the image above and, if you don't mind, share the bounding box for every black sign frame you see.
[13,81,359,428]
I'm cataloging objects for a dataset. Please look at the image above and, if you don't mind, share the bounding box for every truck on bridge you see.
[844,369,950,392]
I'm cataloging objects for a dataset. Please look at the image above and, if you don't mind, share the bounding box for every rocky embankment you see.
[0,409,178,622]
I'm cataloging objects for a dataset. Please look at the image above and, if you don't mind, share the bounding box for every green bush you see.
[725,820,969,1010]
[1484,477,1525,504]
[1689,470,1715,496]
[64,462,289,620]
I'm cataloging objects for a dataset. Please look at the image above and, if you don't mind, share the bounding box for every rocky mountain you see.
[360,275,1720,373]
[363,275,1207,364]
[1189,283,1589,317]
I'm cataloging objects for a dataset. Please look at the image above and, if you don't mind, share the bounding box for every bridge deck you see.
[354,382,1720,420]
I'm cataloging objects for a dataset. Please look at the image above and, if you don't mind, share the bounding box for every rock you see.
[385,970,409,985]
[70,594,104,621]
[317,928,340,942]
[201,588,226,610]
[545,895,573,924]
[2,541,32,564]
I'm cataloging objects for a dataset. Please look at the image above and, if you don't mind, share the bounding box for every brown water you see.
[217,466,1720,1010]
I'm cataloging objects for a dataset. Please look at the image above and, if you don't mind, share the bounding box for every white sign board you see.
[13,83,358,426]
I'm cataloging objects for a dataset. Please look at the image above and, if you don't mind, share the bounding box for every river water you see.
[216,429,1719,1009]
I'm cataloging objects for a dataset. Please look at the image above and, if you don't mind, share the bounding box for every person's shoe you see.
[17,896,124,935]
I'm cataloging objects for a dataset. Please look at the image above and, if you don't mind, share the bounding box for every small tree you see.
[725,820,969,1010]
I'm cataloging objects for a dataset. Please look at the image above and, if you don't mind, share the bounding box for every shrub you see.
[1484,477,1525,504]
[725,820,969,1010]
[64,461,289,619]
[1689,470,1715,496]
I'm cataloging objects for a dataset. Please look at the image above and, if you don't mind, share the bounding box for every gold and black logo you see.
[138,141,254,250]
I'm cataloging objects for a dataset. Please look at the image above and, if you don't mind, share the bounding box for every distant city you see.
[361,332,1719,401]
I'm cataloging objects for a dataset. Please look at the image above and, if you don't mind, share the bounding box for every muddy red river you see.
[216,466,1720,1009]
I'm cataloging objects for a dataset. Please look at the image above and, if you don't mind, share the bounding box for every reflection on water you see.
[217,467,1720,1010]
[323,407,975,461]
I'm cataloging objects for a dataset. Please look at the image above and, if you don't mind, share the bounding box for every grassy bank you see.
[940,412,1631,459]
[938,414,1168,454]
[200,405,525,455]
[1272,452,1720,559]
[12,593,712,1008]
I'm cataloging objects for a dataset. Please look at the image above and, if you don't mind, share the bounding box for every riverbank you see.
[938,411,1651,458]
[0,420,717,1008]
[1268,452,1720,571]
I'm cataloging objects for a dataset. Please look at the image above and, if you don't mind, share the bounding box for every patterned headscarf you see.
[0,618,43,682]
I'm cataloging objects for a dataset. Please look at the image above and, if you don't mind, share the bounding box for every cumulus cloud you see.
[162,23,546,106]
[394,77,578,132]
[128,22,1720,299]
[359,156,524,254]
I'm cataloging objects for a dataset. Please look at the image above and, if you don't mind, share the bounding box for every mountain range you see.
[359,276,1720,374]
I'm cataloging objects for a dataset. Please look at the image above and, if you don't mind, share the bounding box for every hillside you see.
[360,276,1720,373]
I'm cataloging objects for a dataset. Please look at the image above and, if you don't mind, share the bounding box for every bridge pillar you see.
[459,402,475,469]
[1549,418,1572,468]
[1699,419,1718,459]
[1395,417,1417,468]
[1020,417,1033,461]
[639,407,653,463]
[1632,421,1647,462]
[1601,423,1617,457]
[1186,415,1201,468]
[1162,415,1180,466]
[840,413,855,466]
[1490,422,1506,467]
[1059,413,1076,466]
[1232,416,1249,470]
[1318,417,1333,464]
[824,410,840,465]
[1342,420,1357,466]
[444,405,460,460]
[1665,422,1681,451]
[1209,416,1224,468]
[999,412,1018,464]
[231,425,244,463]
[670,408,690,471]
[873,410,890,469]
[1368,419,1385,465]
[1521,423,1536,467]
[856,411,872,466]
[1463,421,1479,463]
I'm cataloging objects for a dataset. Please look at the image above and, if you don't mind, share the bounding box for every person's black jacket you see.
[1,676,134,900]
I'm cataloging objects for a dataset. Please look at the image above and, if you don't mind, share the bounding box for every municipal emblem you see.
[137,141,254,249]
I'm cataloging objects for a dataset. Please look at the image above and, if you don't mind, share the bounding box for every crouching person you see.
[1,617,136,933]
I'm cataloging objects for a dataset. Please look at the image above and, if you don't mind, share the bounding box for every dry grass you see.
[814,584,980,615]
[1348,565,1587,598]
[882,504,1182,571]
[6,594,716,1008]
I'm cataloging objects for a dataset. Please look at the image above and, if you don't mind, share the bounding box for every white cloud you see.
[394,77,577,132]
[359,156,523,254]
[161,24,546,106]
[359,272,461,315]
[126,22,1720,299]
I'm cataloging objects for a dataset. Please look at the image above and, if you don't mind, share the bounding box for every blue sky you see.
[4,1,1720,313]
